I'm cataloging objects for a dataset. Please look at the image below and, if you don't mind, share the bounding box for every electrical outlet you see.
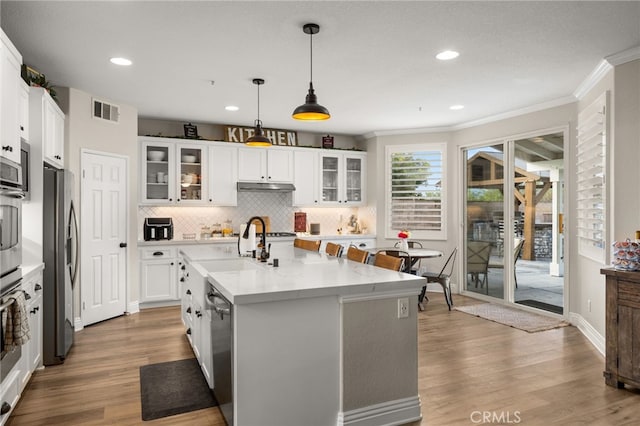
[398,298,409,318]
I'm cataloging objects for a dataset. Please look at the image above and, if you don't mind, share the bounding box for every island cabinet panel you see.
[602,268,640,389]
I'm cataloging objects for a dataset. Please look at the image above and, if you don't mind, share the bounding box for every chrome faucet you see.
[242,216,269,261]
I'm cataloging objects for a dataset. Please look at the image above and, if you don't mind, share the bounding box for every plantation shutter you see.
[386,144,446,240]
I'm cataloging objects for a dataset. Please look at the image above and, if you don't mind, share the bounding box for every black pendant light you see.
[292,23,330,121]
[245,78,272,146]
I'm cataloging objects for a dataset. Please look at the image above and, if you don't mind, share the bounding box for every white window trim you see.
[384,142,447,241]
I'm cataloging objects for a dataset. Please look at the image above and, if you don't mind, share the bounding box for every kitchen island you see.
[180,246,427,426]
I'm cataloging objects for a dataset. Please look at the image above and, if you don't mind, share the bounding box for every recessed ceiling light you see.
[110,57,132,66]
[436,50,459,61]
[225,105,239,112]
[449,104,464,110]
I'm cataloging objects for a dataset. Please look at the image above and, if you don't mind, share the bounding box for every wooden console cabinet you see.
[601,268,640,389]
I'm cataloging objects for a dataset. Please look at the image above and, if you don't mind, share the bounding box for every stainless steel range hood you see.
[236,182,296,192]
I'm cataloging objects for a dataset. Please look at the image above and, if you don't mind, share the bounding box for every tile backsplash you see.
[138,192,376,240]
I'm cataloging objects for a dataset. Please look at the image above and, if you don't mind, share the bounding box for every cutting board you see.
[251,216,271,233]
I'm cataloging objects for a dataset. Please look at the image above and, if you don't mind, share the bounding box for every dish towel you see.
[1,290,30,348]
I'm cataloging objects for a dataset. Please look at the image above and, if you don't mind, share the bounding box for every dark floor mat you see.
[139,358,217,421]
[516,299,563,315]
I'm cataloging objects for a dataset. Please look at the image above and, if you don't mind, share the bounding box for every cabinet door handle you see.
[186,289,192,295]
[181,265,186,270]
[195,310,202,318]
[119,242,127,248]
[170,262,174,266]
[20,126,24,131]
[186,328,191,335]
[180,277,185,282]
[153,251,164,256]
[35,283,42,291]
[186,307,192,314]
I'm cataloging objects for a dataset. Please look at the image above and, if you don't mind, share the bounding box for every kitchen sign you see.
[223,125,298,146]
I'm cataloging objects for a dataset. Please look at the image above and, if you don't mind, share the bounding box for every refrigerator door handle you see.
[68,201,79,289]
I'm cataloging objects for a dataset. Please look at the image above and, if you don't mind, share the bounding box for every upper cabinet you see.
[0,30,22,163]
[30,87,65,169]
[208,144,238,206]
[139,137,238,206]
[320,151,366,206]
[176,143,206,204]
[238,147,294,183]
[140,139,177,204]
[19,81,29,142]
[293,149,319,206]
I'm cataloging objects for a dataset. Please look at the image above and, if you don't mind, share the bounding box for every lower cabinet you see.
[182,258,213,388]
[139,247,179,304]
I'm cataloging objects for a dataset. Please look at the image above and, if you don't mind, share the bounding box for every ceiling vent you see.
[93,98,119,123]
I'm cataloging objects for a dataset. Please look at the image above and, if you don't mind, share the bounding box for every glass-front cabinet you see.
[320,151,366,206]
[177,144,206,204]
[141,140,176,204]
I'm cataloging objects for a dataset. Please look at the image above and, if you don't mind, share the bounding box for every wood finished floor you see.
[7,295,640,425]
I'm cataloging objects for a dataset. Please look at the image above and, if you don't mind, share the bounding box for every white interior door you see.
[81,151,128,326]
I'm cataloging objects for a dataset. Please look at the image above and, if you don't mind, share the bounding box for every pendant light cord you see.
[257,83,261,123]
[309,30,313,83]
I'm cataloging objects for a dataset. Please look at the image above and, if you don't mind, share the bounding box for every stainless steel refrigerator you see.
[42,163,78,365]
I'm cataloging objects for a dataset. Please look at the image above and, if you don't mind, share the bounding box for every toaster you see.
[144,217,173,241]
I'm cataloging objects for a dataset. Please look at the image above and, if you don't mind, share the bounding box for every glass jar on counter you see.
[200,225,211,239]
[212,223,222,236]
[222,219,233,237]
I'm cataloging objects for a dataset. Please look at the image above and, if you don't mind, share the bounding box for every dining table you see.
[366,246,443,272]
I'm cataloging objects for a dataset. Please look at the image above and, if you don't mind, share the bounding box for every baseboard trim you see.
[127,300,140,314]
[569,312,605,356]
[74,317,83,332]
[139,300,181,310]
[338,395,422,426]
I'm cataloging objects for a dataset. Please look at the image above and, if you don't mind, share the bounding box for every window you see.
[385,143,446,240]
[576,91,608,263]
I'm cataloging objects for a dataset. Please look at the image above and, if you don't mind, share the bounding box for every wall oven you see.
[1,156,24,293]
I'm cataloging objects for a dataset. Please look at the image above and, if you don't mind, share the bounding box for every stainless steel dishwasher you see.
[207,283,233,426]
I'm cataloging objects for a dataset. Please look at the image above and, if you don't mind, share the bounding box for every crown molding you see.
[605,45,640,66]
[573,59,613,100]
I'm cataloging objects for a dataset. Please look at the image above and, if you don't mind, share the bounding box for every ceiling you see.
[2,1,639,137]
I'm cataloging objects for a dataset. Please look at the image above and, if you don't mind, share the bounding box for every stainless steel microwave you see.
[0,156,22,191]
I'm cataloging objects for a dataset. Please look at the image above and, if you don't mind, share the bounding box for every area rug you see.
[139,358,217,421]
[454,303,570,333]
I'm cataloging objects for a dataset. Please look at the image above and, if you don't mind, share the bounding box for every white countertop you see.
[180,245,425,305]
[138,233,376,247]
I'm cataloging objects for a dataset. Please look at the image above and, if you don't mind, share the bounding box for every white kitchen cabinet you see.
[139,247,179,303]
[319,151,366,206]
[292,148,319,206]
[182,257,213,388]
[30,87,65,169]
[18,271,43,391]
[238,147,294,183]
[176,143,207,204]
[0,30,22,163]
[140,139,176,204]
[208,144,238,206]
[19,81,29,142]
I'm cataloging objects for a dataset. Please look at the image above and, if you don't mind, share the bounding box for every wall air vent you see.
[92,98,120,123]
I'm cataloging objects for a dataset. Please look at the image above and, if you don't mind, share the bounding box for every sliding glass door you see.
[463,132,565,314]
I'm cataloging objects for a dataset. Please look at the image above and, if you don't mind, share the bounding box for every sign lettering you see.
[223,125,298,146]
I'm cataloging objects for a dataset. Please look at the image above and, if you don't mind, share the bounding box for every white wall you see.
[57,87,139,317]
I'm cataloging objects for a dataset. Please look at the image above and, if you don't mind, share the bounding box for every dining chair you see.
[488,238,525,288]
[346,245,369,263]
[325,242,344,257]
[378,249,412,273]
[293,238,321,252]
[394,240,423,273]
[467,241,492,293]
[373,251,405,271]
[420,247,457,311]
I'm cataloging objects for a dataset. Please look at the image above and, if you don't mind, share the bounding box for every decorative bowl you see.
[147,150,165,161]
[181,154,197,163]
